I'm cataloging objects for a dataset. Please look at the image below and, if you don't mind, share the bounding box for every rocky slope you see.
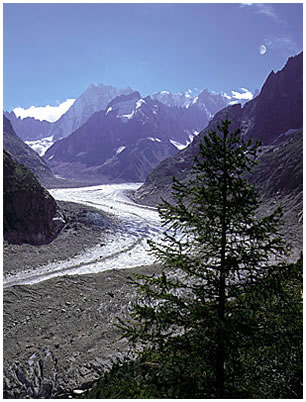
[3,150,64,245]
[131,127,303,254]
[3,115,58,187]
[134,52,303,206]
[242,53,303,144]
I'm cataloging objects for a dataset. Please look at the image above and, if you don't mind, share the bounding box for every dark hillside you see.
[3,114,58,187]
[3,150,64,245]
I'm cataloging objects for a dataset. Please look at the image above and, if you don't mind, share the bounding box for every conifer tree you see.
[118,118,296,397]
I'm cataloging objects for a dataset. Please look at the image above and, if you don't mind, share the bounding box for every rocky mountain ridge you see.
[133,52,303,206]
[5,84,242,146]
[4,111,52,142]
[3,115,58,187]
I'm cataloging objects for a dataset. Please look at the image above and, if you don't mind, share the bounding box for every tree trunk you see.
[216,121,228,398]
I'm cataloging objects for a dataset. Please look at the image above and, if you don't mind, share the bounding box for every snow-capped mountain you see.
[5,83,134,144]
[5,84,250,166]
[152,88,201,108]
[48,83,134,141]
[152,87,232,112]
[43,91,213,182]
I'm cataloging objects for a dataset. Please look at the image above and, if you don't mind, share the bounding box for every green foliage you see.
[85,256,302,398]
[85,119,302,398]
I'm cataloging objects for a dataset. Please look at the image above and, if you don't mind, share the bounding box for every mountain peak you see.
[108,91,141,106]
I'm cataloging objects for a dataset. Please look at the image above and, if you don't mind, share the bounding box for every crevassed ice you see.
[25,135,55,157]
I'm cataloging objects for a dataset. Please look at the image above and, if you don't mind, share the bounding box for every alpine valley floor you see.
[3,187,163,398]
[3,184,302,398]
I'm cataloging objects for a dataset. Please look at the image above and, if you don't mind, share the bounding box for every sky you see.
[3,2,303,121]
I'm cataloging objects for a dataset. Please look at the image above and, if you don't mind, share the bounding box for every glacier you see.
[3,183,163,287]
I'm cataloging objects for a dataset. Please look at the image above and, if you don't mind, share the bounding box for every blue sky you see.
[3,2,303,117]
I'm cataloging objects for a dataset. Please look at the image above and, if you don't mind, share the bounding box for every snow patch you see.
[169,139,188,150]
[54,174,66,180]
[170,133,197,150]
[116,146,126,155]
[135,99,146,109]
[121,110,135,120]
[230,88,253,101]
[148,137,162,143]
[106,106,113,115]
[222,91,232,99]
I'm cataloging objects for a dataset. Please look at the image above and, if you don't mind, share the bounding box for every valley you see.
[4,178,302,398]
[3,10,302,395]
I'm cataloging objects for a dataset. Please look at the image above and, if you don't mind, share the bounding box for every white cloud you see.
[13,98,75,122]
[264,35,299,55]
[240,3,281,23]
[255,4,280,22]
[230,88,254,101]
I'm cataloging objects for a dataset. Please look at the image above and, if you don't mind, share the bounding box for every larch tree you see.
[112,118,301,398]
